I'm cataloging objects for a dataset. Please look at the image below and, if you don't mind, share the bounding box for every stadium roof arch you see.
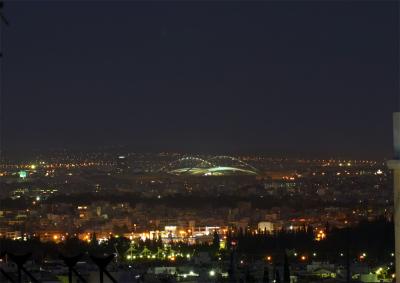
[160,156,258,176]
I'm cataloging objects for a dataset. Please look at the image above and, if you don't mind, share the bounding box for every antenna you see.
[0,1,9,26]
[0,0,9,57]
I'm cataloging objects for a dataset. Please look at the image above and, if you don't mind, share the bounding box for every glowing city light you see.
[18,171,27,178]
[315,230,326,241]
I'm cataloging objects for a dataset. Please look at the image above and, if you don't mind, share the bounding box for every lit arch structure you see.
[161,156,258,176]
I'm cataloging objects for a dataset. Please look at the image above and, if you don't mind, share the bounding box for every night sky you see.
[1,1,399,159]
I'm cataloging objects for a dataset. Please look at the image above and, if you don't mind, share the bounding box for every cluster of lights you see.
[315,230,326,241]
[126,251,191,262]
[181,270,199,278]
[338,163,352,167]
[282,176,296,181]
[359,252,367,260]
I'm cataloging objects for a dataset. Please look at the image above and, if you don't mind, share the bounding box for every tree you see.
[228,249,237,283]
[245,267,255,283]
[283,252,290,283]
[91,232,97,245]
[226,230,232,250]
[212,230,221,258]
[213,231,220,250]
[262,266,269,283]
[275,269,281,283]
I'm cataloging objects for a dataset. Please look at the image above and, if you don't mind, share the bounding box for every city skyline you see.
[0,1,399,281]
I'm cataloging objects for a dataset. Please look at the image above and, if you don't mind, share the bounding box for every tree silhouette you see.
[245,266,255,283]
[275,269,281,283]
[262,265,269,283]
[283,252,290,283]
[213,230,220,249]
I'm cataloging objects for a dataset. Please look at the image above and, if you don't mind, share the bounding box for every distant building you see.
[258,221,274,232]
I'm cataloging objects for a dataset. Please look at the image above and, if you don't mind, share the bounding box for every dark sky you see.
[1,1,399,159]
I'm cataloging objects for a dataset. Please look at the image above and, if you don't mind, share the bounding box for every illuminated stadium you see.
[161,156,258,176]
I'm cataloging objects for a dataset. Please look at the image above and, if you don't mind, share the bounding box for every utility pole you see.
[0,0,8,165]
[388,112,400,283]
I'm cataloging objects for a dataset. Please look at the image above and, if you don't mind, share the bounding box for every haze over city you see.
[1,1,398,159]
